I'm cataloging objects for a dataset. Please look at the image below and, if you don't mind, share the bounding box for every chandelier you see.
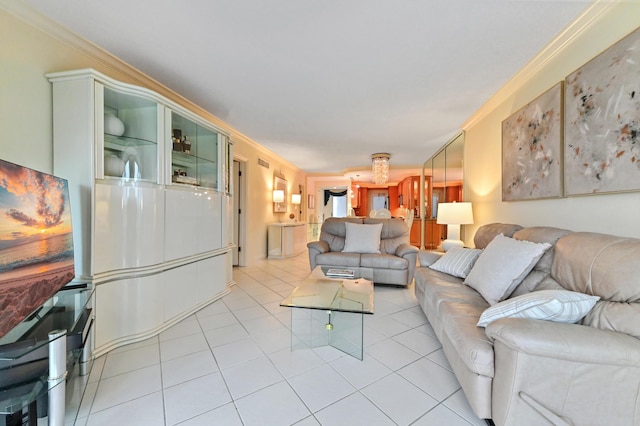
[371,153,390,184]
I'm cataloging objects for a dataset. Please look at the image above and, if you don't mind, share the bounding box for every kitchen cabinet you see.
[351,183,360,208]
[353,187,369,216]
[398,176,432,219]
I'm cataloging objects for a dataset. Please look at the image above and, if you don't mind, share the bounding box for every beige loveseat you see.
[414,223,640,425]
[307,217,418,286]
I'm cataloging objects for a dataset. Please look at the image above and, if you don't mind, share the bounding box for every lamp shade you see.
[273,190,284,203]
[291,193,301,205]
[436,202,474,225]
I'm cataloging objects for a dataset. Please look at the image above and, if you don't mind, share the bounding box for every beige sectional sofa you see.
[414,223,640,425]
[307,217,418,286]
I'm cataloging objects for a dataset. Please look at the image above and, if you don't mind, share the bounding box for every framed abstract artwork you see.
[564,26,640,196]
[502,82,563,201]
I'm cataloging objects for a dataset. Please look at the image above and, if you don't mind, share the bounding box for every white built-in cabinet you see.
[48,69,234,356]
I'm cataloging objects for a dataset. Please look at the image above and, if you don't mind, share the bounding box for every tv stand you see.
[0,285,94,426]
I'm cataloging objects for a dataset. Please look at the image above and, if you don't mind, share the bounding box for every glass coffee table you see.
[280,266,374,360]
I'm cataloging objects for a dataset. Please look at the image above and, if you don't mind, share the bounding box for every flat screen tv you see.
[0,159,75,339]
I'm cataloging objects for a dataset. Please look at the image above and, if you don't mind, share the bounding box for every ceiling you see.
[24,1,591,179]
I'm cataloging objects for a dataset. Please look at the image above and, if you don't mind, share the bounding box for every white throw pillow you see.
[477,290,600,327]
[342,222,383,254]
[464,234,551,305]
[429,247,483,279]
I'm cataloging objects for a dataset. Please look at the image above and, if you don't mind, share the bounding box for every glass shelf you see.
[170,111,219,190]
[171,150,198,168]
[0,286,92,418]
[0,286,93,360]
[104,133,157,152]
[0,351,74,416]
[102,86,158,183]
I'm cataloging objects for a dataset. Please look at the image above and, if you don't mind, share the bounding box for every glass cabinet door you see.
[102,87,158,182]
[170,112,219,189]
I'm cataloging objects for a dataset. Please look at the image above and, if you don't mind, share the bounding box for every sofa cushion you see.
[416,268,487,332]
[364,218,411,255]
[477,289,600,327]
[361,253,408,270]
[553,232,640,339]
[464,234,551,305]
[429,247,482,279]
[315,252,361,268]
[343,222,383,253]
[439,300,495,378]
[473,223,523,249]
[319,217,364,252]
[510,226,573,297]
[415,269,494,377]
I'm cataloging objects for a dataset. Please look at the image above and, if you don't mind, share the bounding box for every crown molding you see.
[462,0,619,130]
[0,0,303,174]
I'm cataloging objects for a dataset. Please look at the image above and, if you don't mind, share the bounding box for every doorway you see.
[233,159,246,266]
[372,195,389,210]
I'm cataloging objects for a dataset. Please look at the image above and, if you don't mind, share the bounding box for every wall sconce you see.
[273,189,284,215]
[273,190,284,203]
[436,202,474,251]
[291,193,301,222]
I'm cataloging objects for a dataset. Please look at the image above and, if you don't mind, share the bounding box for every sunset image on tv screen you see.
[0,160,75,338]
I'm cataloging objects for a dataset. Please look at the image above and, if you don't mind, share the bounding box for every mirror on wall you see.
[420,131,464,248]
[445,133,464,203]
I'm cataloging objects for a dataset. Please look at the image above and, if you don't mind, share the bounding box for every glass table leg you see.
[329,311,364,360]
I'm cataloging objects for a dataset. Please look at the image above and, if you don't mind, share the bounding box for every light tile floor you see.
[72,254,486,426]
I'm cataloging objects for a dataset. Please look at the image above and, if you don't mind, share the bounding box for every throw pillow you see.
[429,247,483,279]
[464,234,551,305]
[342,222,383,254]
[477,289,600,327]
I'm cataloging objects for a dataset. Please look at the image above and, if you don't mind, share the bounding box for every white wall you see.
[0,8,305,266]
[233,140,306,265]
[463,2,640,245]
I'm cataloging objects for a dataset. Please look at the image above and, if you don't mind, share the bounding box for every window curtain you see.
[324,189,348,206]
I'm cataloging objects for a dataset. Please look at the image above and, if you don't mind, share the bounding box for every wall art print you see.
[502,82,563,201]
[564,26,640,196]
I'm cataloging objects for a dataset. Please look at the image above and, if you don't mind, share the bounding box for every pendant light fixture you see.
[371,153,390,184]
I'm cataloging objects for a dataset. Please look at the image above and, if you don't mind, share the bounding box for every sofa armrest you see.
[396,243,419,258]
[307,240,329,270]
[417,250,443,267]
[487,318,640,426]
[486,318,640,365]
[307,240,329,253]
[396,243,418,283]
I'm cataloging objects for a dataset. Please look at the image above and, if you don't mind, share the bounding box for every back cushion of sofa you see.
[320,217,364,252]
[552,232,640,339]
[510,226,573,297]
[364,218,409,255]
[473,223,523,249]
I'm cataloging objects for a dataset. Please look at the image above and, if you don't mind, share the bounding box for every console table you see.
[268,222,307,259]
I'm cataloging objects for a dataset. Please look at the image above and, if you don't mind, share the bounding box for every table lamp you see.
[436,202,474,251]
